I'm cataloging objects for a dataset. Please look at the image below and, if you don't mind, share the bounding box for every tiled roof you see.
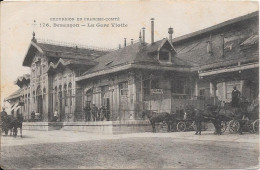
[176,33,259,71]
[5,88,23,101]
[173,11,258,43]
[23,41,109,67]
[173,10,259,71]
[82,40,192,76]
[36,42,108,57]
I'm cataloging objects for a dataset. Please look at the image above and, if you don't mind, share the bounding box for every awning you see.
[199,62,259,77]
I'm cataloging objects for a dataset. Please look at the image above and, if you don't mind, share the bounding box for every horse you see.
[142,110,170,133]
[11,114,23,137]
[1,113,12,136]
[184,105,226,135]
[1,114,23,137]
[163,108,187,132]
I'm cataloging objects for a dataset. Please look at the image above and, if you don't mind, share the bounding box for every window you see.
[151,78,160,89]
[171,80,185,94]
[54,86,58,108]
[68,83,72,106]
[199,89,205,96]
[36,62,42,76]
[119,82,128,96]
[159,51,170,62]
[64,84,67,106]
[143,77,160,95]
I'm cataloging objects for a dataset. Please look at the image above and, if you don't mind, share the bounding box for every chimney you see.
[142,27,145,43]
[151,18,155,44]
[124,38,127,47]
[131,39,134,45]
[139,30,142,43]
[119,44,121,49]
[168,27,173,44]
[32,31,37,43]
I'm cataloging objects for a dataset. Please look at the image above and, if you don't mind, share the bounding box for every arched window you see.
[28,94,30,114]
[33,91,35,103]
[36,86,42,96]
[68,82,72,106]
[64,84,67,106]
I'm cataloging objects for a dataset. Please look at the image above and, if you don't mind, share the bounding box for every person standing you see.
[31,111,35,122]
[53,109,59,122]
[1,108,8,124]
[1,107,7,118]
[231,86,241,108]
[91,104,98,121]
[194,109,202,135]
[84,104,91,121]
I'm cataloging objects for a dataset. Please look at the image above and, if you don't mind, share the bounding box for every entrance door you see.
[37,95,43,114]
[119,82,128,120]
[58,91,63,121]
[36,86,43,120]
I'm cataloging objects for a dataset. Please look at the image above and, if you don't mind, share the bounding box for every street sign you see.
[150,89,163,94]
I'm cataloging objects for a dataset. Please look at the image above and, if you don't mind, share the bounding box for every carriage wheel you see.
[220,121,227,133]
[253,119,259,133]
[248,122,255,133]
[229,120,240,134]
[177,121,186,132]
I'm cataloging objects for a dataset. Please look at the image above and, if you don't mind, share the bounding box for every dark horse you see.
[185,105,226,135]
[142,110,170,133]
[1,114,23,137]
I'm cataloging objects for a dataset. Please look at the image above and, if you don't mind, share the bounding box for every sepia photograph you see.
[0,1,259,169]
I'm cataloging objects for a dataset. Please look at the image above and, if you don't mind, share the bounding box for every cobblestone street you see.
[1,130,259,169]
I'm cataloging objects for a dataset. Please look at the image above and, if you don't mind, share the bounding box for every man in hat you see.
[231,86,241,108]
[194,109,202,135]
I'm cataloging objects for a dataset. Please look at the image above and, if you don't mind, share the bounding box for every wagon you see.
[228,119,259,134]
[220,99,259,134]
[176,119,196,132]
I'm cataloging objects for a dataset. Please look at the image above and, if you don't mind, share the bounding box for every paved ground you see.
[1,130,259,169]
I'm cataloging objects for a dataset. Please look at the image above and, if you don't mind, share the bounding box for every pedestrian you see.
[84,104,91,121]
[31,111,35,122]
[1,107,7,117]
[53,109,59,122]
[91,104,98,121]
[1,107,8,123]
[231,86,241,108]
[194,109,202,135]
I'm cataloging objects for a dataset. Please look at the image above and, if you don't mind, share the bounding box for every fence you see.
[20,87,216,122]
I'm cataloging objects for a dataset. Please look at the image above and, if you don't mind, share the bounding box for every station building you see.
[5,12,259,131]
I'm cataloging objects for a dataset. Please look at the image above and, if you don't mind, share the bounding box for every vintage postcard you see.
[0,1,259,169]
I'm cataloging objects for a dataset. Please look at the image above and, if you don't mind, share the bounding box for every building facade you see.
[5,11,259,123]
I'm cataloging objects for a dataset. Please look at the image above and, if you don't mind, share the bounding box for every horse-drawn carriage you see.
[174,105,225,133]
[219,98,259,134]
[0,112,23,137]
[142,97,258,134]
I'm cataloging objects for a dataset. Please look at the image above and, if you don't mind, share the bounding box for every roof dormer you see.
[157,38,176,64]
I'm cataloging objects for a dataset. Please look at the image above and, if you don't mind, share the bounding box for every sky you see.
[0,1,258,107]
